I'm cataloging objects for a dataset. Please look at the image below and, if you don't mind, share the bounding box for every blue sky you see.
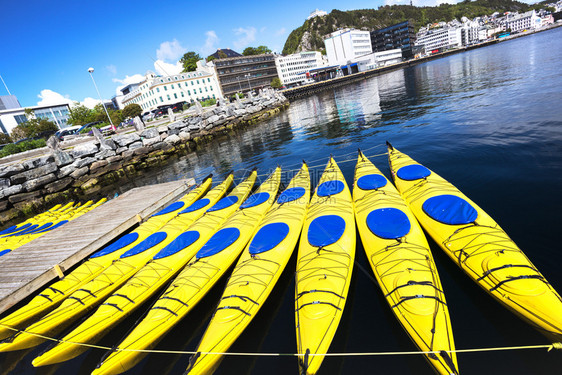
[1,0,537,108]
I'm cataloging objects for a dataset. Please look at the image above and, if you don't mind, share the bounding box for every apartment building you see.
[275,51,326,86]
[324,28,373,67]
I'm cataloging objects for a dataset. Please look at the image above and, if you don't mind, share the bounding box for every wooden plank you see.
[0,178,194,315]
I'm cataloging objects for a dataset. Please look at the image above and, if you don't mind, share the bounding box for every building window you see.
[191,81,194,86]
[14,114,27,124]
[160,96,163,103]
[171,84,174,89]
[185,82,188,87]
[181,92,184,97]
[164,86,168,91]
[188,90,191,95]
[197,80,200,84]
[199,88,202,93]
[174,93,177,99]
[157,87,160,93]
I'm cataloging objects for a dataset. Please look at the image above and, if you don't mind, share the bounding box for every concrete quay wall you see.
[0,91,289,226]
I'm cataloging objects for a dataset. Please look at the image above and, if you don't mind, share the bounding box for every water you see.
[3,28,562,374]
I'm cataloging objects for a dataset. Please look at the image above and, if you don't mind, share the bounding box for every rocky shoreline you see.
[0,90,289,226]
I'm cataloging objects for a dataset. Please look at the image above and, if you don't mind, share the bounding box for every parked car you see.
[154,106,173,118]
[55,125,82,141]
[171,101,187,112]
[77,121,103,134]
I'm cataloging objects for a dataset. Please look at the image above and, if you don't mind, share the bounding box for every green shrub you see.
[201,98,216,107]
[0,138,47,158]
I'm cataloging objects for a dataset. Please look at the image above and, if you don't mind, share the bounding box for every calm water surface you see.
[3,28,562,374]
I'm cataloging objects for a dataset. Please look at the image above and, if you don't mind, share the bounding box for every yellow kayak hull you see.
[353,151,458,375]
[295,157,356,375]
[387,144,562,341]
[0,186,202,341]
[0,177,217,352]
[31,172,258,366]
[185,164,310,375]
[90,169,279,375]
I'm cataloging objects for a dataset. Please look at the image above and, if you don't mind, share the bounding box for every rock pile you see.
[0,90,288,223]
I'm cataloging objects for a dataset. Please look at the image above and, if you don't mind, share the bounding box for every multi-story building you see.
[213,54,279,96]
[370,21,416,59]
[275,51,326,86]
[121,62,222,112]
[461,20,482,45]
[0,103,71,135]
[415,27,462,54]
[0,95,21,111]
[504,10,541,32]
[324,28,373,67]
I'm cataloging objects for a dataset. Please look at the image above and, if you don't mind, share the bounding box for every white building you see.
[341,49,403,74]
[461,20,482,45]
[121,62,223,112]
[275,51,326,86]
[504,10,541,32]
[415,27,463,54]
[0,103,71,135]
[324,28,373,67]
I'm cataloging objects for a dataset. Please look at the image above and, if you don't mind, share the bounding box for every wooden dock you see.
[0,178,195,315]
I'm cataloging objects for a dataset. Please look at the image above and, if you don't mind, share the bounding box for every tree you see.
[217,50,227,59]
[206,55,216,62]
[11,114,58,141]
[271,77,282,89]
[242,45,272,56]
[0,132,12,144]
[180,51,201,72]
[67,104,96,125]
[122,103,142,119]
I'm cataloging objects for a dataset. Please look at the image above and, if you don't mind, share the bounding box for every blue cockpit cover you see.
[396,165,431,181]
[0,223,28,235]
[357,174,387,190]
[366,208,411,239]
[152,201,185,217]
[153,230,200,260]
[179,198,210,214]
[18,223,52,236]
[277,187,306,204]
[197,227,240,258]
[120,231,167,258]
[240,192,270,209]
[422,195,478,225]
[207,196,238,212]
[317,180,344,197]
[90,232,140,258]
[8,224,38,236]
[308,215,346,247]
[35,220,68,234]
[249,222,290,255]
[0,249,11,257]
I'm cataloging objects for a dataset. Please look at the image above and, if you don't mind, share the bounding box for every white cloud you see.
[82,97,102,109]
[275,27,286,36]
[154,59,183,76]
[200,30,219,56]
[113,74,146,96]
[106,64,117,75]
[156,39,187,61]
[37,89,75,107]
[233,27,257,50]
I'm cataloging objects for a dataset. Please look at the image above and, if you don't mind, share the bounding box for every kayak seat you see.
[396,165,431,181]
[366,208,411,239]
[90,232,140,258]
[317,180,344,197]
[2,224,37,238]
[277,187,306,204]
[240,192,270,209]
[153,231,200,260]
[152,201,185,217]
[120,232,167,258]
[249,222,290,255]
[197,227,240,258]
[0,249,11,257]
[0,224,24,235]
[207,196,238,212]
[308,215,346,248]
[18,223,53,236]
[357,174,387,190]
[179,198,210,214]
[422,194,478,225]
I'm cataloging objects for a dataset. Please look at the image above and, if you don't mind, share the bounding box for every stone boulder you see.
[141,128,160,139]
[71,143,99,158]
[113,133,140,147]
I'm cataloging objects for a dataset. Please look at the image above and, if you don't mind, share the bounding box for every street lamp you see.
[87,67,115,131]
[236,76,242,92]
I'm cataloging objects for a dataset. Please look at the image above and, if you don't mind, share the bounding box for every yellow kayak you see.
[0,199,106,253]
[91,168,280,375]
[185,163,310,375]
[0,202,70,237]
[295,157,355,375]
[30,171,256,366]
[353,151,458,375]
[0,180,208,341]
[0,175,226,353]
[387,143,562,340]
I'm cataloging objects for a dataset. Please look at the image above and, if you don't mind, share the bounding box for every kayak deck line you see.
[0,321,560,357]
[0,178,195,316]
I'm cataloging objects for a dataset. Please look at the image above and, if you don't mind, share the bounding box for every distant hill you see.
[282,0,533,54]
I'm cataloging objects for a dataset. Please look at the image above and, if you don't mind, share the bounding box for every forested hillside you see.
[282,0,534,54]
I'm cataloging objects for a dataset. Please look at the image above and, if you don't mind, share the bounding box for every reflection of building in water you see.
[286,93,337,137]
[333,78,381,126]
